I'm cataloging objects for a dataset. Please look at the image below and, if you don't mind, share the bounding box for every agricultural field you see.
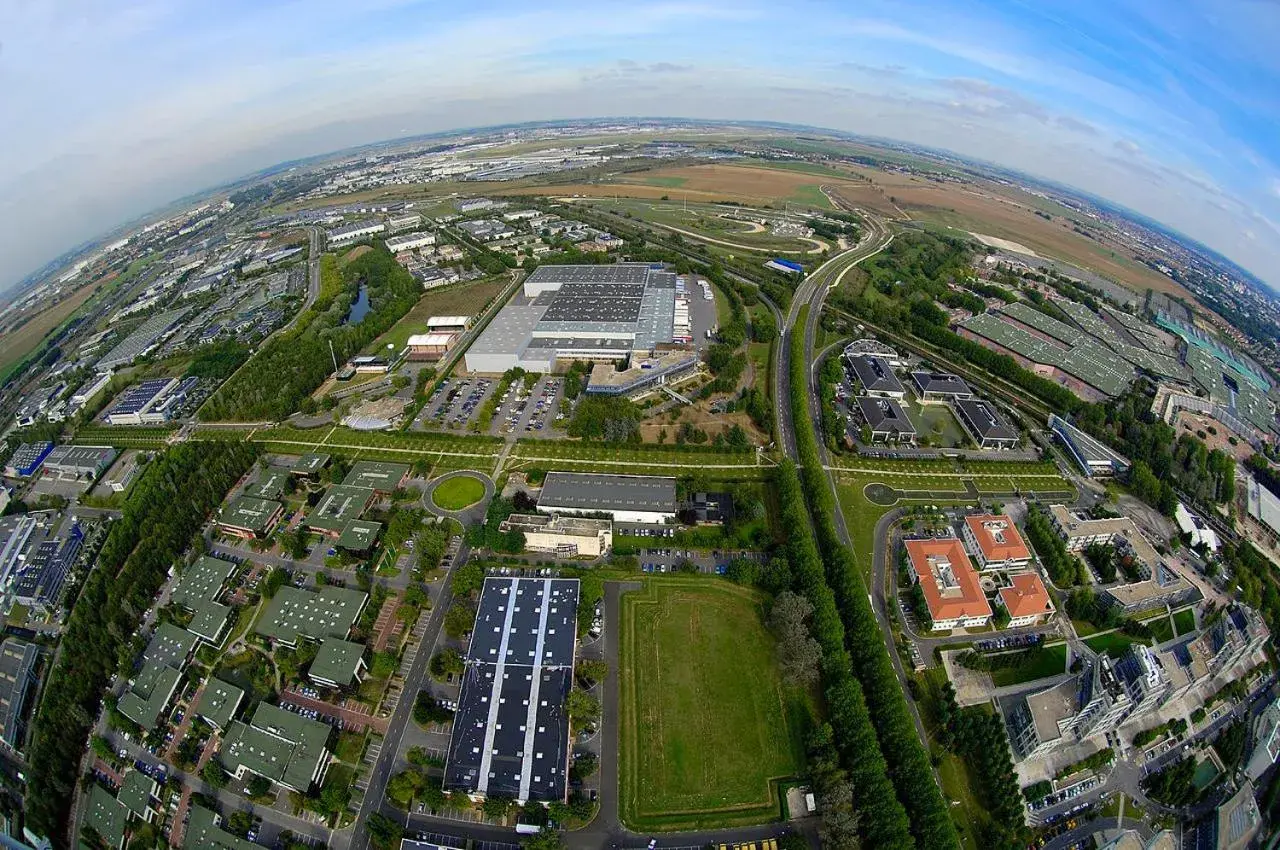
[619,580,807,831]
[0,281,105,383]
[576,197,826,254]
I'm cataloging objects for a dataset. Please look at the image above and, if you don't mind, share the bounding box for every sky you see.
[3,0,1280,291]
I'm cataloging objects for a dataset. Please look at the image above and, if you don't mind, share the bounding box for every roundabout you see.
[424,470,495,523]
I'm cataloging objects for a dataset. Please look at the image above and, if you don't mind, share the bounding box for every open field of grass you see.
[360,275,508,356]
[619,580,806,831]
[914,667,987,850]
[73,425,177,448]
[430,475,485,510]
[577,197,815,253]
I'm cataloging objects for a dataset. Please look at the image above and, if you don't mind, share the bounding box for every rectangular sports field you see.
[618,580,806,831]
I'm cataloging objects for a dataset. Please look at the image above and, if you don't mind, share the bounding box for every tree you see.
[201,760,229,789]
[566,689,600,725]
[575,659,607,687]
[768,591,824,688]
[365,812,404,850]
[246,775,272,798]
[430,648,465,681]
[483,795,514,819]
[444,601,475,638]
[569,752,598,782]
[522,827,565,850]
[413,690,453,727]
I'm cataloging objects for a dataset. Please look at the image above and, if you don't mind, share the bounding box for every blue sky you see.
[3,0,1279,290]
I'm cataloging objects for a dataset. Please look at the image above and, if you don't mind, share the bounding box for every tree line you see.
[788,306,960,850]
[24,441,258,843]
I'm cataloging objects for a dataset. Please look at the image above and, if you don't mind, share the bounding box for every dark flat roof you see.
[954,398,1018,441]
[443,577,578,802]
[524,265,650,286]
[538,472,677,514]
[857,396,917,434]
[911,370,972,396]
[847,355,905,394]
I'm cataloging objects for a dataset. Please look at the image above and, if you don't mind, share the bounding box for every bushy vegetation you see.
[24,442,258,842]
[201,247,422,421]
[185,338,250,380]
[1141,756,1199,807]
[567,395,642,442]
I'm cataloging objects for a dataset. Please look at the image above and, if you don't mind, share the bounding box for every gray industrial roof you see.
[911,371,972,397]
[0,639,37,748]
[524,264,649,287]
[538,472,677,514]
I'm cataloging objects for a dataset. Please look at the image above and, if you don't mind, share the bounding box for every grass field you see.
[619,580,807,831]
[430,475,485,510]
[361,275,508,355]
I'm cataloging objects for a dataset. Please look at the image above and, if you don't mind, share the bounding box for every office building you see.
[343,460,410,493]
[386,213,422,233]
[195,678,245,732]
[537,472,677,524]
[498,514,613,558]
[386,231,437,252]
[308,639,368,688]
[905,537,991,630]
[220,702,333,792]
[998,572,1054,626]
[105,378,179,426]
[184,805,260,850]
[854,396,917,443]
[911,371,973,402]
[846,355,905,398]
[307,485,375,536]
[443,578,579,802]
[1049,414,1132,477]
[953,399,1020,449]
[255,585,368,648]
[85,783,129,849]
[117,770,160,823]
[962,514,1032,570]
[406,332,457,361]
[217,496,284,539]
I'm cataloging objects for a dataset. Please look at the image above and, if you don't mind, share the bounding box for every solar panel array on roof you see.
[444,577,579,803]
[524,265,649,287]
[111,378,176,415]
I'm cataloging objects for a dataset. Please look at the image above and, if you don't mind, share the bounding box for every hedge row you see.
[790,306,961,850]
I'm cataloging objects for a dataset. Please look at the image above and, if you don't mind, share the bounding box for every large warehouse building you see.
[444,577,579,803]
[464,264,681,374]
[537,472,677,524]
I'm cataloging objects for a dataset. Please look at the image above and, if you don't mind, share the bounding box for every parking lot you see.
[635,547,766,576]
[488,375,566,437]
[413,377,496,430]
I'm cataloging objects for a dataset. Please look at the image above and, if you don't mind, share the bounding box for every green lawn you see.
[431,475,486,510]
[1084,631,1145,659]
[619,580,807,831]
[1173,607,1196,636]
[989,644,1069,687]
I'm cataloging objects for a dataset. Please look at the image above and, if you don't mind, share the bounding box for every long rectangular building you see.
[537,472,677,524]
[464,264,680,374]
[444,577,579,802]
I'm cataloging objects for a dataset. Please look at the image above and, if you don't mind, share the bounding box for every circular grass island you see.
[430,474,487,511]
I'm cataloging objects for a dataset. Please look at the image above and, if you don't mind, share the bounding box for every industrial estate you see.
[2,118,1280,850]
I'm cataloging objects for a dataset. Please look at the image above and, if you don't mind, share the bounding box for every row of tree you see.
[788,306,960,850]
[24,442,259,842]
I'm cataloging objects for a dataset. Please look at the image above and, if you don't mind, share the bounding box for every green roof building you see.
[84,784,129,849]
[144,622,198,670]
[171,555,235,608]
[342,460,410,493]
[245,469,288,501]
[195,677,245,732]
[186,599,233,646]
[337,519,383,553]
[290,452,331,477]
[306,485,374,536]
[116,770,159,823]
[184,805,260,850]
[118,665,183,731]
[308,638,368,688]
[254,585,368,647]
[220,702,332,792]
[218,496,284,539]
